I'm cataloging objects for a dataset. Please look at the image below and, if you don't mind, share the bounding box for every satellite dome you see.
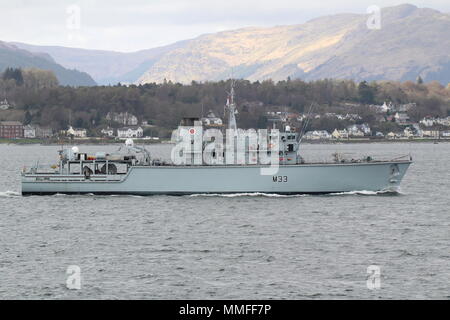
[125,138,134,147]
[71,146,79,153]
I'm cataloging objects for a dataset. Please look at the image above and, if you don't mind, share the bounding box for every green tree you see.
[2,67,24,85]
[358,81,375,104]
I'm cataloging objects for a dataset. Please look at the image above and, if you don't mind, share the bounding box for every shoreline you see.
[0,138,448,145]
[302,138,449,144]
[0,138,169,145]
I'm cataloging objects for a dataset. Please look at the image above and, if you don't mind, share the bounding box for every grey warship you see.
[21,86,411,196]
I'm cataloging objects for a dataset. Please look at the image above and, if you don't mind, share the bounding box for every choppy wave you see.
[0,191,21,197]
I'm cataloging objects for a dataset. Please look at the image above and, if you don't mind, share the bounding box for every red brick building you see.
[0,121,24,139]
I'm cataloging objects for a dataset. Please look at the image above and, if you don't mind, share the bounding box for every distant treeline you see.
[1,68,449,137]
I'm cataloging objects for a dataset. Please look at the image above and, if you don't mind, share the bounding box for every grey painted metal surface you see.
[22,161,411,195]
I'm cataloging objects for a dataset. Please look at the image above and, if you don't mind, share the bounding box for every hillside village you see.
[290,102,450,141]
[1,101,450,142]
[0,110,158,141]
[1,66,450,142]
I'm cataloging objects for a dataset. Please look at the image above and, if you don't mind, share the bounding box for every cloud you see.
[0,0,449,51]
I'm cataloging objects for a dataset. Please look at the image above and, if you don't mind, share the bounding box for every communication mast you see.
[226,80,238,131]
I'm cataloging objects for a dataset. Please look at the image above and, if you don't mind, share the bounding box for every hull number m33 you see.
[273,176,288,183]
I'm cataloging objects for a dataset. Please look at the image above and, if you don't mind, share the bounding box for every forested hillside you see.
[1,68,449,137]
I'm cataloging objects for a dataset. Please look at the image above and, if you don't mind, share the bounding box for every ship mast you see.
[226,80,238,131]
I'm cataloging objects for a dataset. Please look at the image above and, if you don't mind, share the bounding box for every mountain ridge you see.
[9,4,450,85]
[137,4,450,84]
[12,40,188,85]
[0,41,96,86]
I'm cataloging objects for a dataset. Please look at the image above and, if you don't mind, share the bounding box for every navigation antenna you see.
[225,79,238,131]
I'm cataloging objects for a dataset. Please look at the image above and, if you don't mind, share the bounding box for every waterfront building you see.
[0,121,23,139]
[117,126,143,139]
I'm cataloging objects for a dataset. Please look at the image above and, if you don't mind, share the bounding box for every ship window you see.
[288,144,294,152]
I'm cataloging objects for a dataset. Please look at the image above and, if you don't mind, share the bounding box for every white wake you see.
[0,191,21,198]
[188,193,307,198]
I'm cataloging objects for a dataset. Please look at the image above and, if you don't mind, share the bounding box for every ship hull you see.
[21,161,411,195]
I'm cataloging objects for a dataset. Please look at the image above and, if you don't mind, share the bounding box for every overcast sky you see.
[1,0,449,52]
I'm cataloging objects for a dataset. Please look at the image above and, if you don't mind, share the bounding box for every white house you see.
[106,112,138,126]
[420,117,435,127]
[117,126,143,139]
[387,132,395,139]
[23,125,53,138]
[422,130,440,138]
[360,124,371,135]
[381,102,393,113]
[371,102,392,113]
[201,110,223,127]
[304,130,331,140]
[67,126,87,138]
[421,116,450,127]
[403,127,414,138]
[347,124,368,137]
[23,125,36,138]
[411,124,423,137]
[436,117,450,127]
[101,127,114,137]
[344,113,362,121]
[332,129,349,139]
